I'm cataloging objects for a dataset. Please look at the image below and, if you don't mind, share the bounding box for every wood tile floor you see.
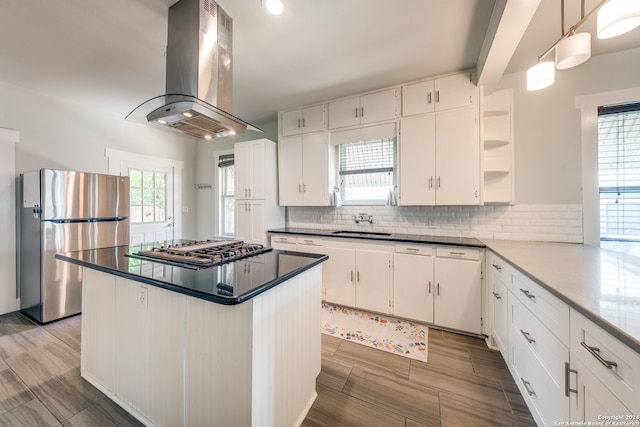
[0,311,535,427]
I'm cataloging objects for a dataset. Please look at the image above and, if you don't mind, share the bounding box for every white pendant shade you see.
[527,61,555,91]
[555,32,591,69]
[597,0,640,39]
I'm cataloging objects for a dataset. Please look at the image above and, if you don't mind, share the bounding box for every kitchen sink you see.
[330,230,392,237]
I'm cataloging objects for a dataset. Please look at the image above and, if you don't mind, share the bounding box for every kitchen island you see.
[56,243,327,427]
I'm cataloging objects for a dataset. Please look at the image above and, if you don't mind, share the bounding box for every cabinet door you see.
[234,201,253,243]
[398,115,436,205]
[393,253,434,323]
[248,201,265,245]
[402,80,435,116]
[301,133,329,206]
[324,247,356,307]
[278,136,304,206]
[434,73,471,111]
[435,108,480,205]
[301,105,325,133]
[490,276,508,356]
[434,257,481,334]
[328,96,360,129]
[281,109,303,137]
[248,141,265,199]
[234,142,252,200]
[360,89,397,125]
[355,249,391,314]
[571,357,633,423]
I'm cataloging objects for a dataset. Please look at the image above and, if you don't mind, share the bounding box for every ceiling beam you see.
[476,0,542,94]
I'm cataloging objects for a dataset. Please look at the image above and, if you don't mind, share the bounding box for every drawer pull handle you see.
[581,342,618,370]
[564,362,578,397]
[492,291,502,300]
[520,378,536,396]
[449,251,465,256]
[491,263,502,271]
[406,248,420,252]
[520,329,535,344]
[303,240,313,243]
[519,288,536,300]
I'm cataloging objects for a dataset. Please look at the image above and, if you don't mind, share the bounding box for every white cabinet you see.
[235,200,264,245]
[235,139,266,200]
[278,133,334,206]
[570,310,640,419]
[328,88,398,129]
[398,107,480,206]
[280,104,326,136]
[402,72,473,116]
[392,245,434,323]
[324,240,392,314]
[482,89,514,204]
[234,139,285,245]
[434,247,483,334]
[487,252,510,356]
[0,128,18,315]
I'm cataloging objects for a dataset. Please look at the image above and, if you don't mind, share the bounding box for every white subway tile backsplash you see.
[286,204,583,243]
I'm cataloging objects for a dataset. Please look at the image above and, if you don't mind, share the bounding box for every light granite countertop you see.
[482,239,640,354]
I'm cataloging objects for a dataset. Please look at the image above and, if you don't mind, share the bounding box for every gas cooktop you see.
[126,239,272,269]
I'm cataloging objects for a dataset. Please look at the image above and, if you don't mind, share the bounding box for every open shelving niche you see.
[482,89,514,205]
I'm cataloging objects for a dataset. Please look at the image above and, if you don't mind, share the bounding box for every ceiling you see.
[0,0,638,127]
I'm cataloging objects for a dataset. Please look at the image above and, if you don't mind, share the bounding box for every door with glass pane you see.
[126,165,175,245]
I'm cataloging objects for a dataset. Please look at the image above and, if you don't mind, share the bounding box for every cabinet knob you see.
[492,263,502,271]
[492,291,502,300]
[519,329,536,344]
[519,288,536,300]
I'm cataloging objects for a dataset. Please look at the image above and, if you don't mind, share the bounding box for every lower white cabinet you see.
[235,200,264,245]
[393,246,434,323]
[392,244,482,334]
[324,240,392,314]
[490,273,508,355]
[434,247,482,334]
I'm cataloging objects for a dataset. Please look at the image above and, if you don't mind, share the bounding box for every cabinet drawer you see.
[511,270,570,344]
[487,251,512,284]
[271,235,297,245]
[570,310,640,413]
[436,246,481,261]
[510,331,569,427]
[296,237,323,247]
[510,296,569,391]
[395,244,433,256]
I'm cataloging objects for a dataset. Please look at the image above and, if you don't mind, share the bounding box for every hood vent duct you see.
[126,0,261,139]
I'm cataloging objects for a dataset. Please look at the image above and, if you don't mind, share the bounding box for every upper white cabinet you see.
[280,104,326,137]
[234,139,285,246]
[398,108,480,206]
[328,88,398,129]
[278,133,334,206]
[402,72,473,116]
[235,139,266,200]
[482,89,514,204]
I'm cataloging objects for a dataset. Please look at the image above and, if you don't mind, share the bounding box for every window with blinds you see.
[598,103,640,247]
[339,138,395,203]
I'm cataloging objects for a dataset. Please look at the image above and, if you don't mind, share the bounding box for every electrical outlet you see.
[139,286,148,308]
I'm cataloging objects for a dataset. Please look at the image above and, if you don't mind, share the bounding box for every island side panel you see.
[81,267,117,392]
[252,264,323,427]
[184,296,254,427]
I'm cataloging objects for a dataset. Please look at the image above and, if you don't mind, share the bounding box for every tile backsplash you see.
[287,204,583,243]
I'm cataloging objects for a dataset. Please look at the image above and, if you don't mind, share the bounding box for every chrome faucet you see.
[353,213,373,224]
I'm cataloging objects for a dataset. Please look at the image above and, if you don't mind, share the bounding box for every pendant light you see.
[555,31,591,69]
[597,0,640,39]
[527,61,555,91]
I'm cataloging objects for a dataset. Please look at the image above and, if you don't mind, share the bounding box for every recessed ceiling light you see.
[263,0,284,16]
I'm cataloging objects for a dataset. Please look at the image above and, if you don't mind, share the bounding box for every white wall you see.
[497,46,640,205]
[0,80,199,239]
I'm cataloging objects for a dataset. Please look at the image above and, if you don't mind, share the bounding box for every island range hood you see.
[126,0,261,139]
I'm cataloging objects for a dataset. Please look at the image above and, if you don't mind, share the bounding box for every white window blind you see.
[339,138,395,201]
[598,103,640,242]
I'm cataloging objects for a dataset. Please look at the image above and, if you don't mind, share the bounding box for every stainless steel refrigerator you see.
[19,169,129,323]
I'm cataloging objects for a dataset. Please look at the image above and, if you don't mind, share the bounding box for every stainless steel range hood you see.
[126,0,261,139]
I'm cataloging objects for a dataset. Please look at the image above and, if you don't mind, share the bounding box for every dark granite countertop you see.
[268,227,485,247]
[56,243,327,305]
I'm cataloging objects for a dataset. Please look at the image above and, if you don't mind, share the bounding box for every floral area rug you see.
[321,303,428,362]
